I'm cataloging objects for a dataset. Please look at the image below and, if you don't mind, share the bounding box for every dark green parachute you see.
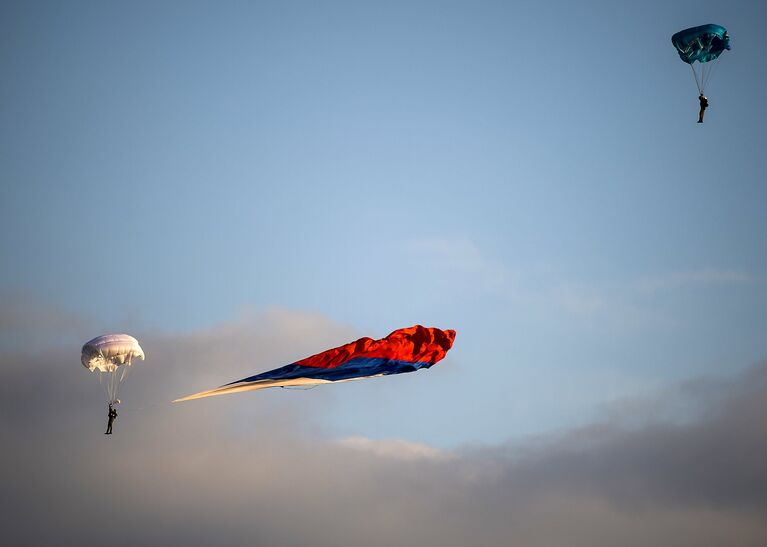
[672,24,731,93]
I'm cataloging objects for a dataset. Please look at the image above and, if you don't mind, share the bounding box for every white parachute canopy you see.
[81,334,145,404]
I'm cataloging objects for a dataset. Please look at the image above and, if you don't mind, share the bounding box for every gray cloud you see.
[1,303,766,547]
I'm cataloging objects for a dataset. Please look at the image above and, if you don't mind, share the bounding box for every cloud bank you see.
[1,303,766,546]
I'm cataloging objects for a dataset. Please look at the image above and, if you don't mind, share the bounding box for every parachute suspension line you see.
[119,402,165,412]
[119,357,131,385]
[701,62,709,93]
[690,63,702,94]
[98,370,112,404]
[701,56,722,93]
[98,371,104,401]
[96,349,111,403]
[109,370,114,403]
[111,372,117,403]
[98,367,126,404]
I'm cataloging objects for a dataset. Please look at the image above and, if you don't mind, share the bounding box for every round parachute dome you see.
[81,334,145,373]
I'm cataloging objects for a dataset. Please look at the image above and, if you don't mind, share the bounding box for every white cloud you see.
[405,238,760,334]
[406,236,509,292]
[635,269,757,293]
[337,436,454,461]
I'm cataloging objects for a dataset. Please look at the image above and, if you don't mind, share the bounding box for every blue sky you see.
[2,0,766,447]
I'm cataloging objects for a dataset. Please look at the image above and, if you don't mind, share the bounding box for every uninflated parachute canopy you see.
[174,325,455,402]
[82,334,145,404]
[672,24,730,93]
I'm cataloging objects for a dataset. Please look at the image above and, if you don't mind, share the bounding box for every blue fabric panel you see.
[226,357,433,386]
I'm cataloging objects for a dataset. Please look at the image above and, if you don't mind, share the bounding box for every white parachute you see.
[81,334,145,404]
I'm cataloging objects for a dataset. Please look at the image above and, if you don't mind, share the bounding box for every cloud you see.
[1,303,766,546]
[403,236,670,332]
[635,269,758,293]
[0,292,91,350]
[406,236,509,293]
[405,238,762,335]
[337,436,453,461]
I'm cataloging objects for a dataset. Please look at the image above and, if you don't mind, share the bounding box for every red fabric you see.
[294,325,456,369]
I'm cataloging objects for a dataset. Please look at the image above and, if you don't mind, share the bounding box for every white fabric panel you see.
[173,374,384,402]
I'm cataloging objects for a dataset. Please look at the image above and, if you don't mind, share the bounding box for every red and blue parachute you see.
[173,325,456,402]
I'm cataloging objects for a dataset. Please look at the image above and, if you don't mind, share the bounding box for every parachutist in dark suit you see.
[698,94,708,123]
[105,403,117,434]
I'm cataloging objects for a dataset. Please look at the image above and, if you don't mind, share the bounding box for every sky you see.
[1,0,766,545]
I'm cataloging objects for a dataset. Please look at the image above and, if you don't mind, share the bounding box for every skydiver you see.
[698,93,709,123]
[105,403,117,434]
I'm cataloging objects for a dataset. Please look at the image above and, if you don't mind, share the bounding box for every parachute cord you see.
[701,56,722,94]
[690,63,702,95]
[98,371,111,404]
[119,402,166,413]
[109,372,116,404]
[118,362,131,398]
[99,369,121,405]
